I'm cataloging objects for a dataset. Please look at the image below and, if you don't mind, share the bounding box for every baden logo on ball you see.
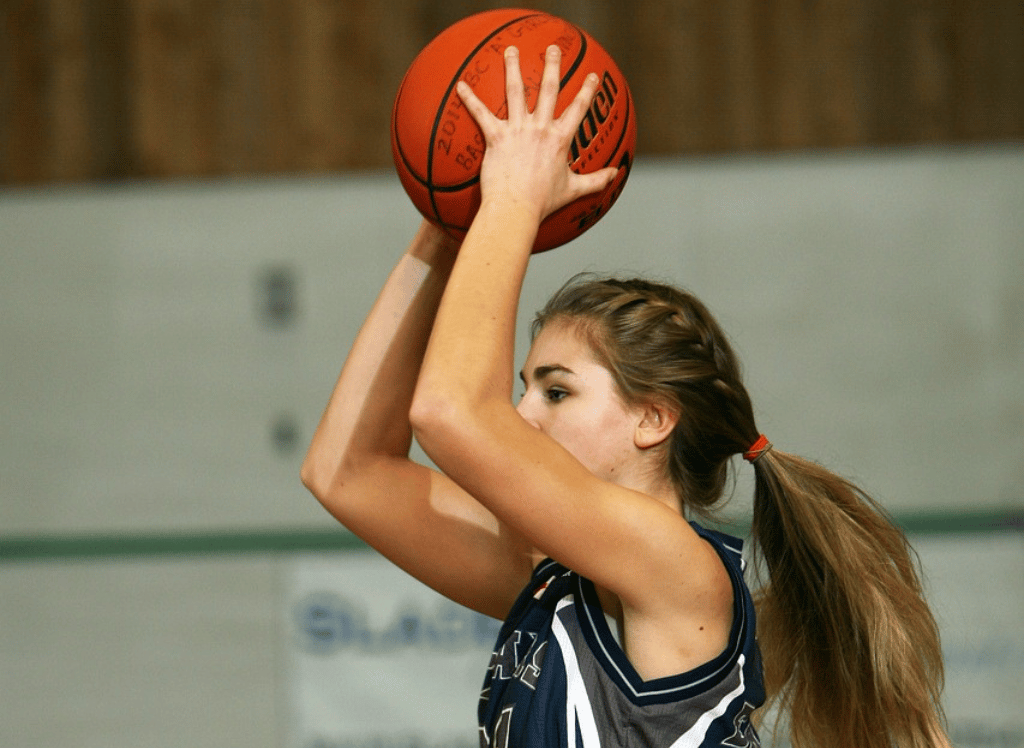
[391,9,636,253]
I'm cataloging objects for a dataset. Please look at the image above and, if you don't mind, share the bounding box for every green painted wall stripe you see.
[898,508,1022,535]
[0,528,370,562]
[1,509,1020,562]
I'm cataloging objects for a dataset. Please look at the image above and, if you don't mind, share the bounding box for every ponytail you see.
[750,448,949,748]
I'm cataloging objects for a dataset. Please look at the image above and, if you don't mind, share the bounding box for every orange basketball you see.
[391,9,636,253]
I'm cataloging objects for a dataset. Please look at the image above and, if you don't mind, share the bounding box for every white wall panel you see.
[0,557,279,748]
[2,148,1021,535]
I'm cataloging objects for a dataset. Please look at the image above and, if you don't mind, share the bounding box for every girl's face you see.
[516,320,642,484]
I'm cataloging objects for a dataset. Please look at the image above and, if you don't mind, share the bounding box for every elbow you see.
[408,390,451,443]
[299,433,348,504]
[299,444,366,526]
[300,446,330,501]
[409,386,474,455]
[411,372,514,469]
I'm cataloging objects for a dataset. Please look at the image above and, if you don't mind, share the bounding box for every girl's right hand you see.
[455,44,619,227]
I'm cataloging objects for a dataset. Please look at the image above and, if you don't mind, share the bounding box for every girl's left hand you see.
[456,44,620,225]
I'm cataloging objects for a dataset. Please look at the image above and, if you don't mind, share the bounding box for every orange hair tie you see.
[743,434,772,463]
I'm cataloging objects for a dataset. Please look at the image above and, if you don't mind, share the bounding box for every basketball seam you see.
[604,85,634,170]
[560,26,587,93]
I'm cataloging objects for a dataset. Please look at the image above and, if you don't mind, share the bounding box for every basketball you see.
[391,9,636,253]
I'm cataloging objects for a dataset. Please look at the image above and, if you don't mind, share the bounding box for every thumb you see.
[571,166,621,200]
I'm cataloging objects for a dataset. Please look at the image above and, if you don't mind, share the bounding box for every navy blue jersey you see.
[478,523,764,747]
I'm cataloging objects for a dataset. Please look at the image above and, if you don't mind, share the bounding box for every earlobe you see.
[635,402,678,450]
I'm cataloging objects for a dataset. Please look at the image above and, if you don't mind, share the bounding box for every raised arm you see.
[301,220,535,619]
[409,47,731,667]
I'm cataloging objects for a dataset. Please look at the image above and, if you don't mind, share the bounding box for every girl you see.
[302,45,949,748]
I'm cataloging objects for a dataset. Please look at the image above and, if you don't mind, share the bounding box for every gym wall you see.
[1,145,1022,747]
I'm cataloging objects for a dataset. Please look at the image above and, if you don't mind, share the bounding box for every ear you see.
[634,400,679,450]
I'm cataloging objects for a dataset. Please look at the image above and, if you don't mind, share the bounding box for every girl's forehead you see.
[528,319,590,356]
[525,321,609,378]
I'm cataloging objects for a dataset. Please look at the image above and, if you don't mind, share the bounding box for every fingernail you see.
[505,46,518,58]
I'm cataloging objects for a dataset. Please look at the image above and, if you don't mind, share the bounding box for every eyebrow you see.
[519,364,576,384]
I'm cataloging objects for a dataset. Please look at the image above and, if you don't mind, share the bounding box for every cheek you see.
[592,401,636,440]
[560,406,635,468]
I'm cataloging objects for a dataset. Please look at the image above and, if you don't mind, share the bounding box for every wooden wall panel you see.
[46,0,90,180]
[868,0,951,144]
[1,0,1021,186]
[2,0,49,182]
[799,0,871,147]
[84,0,135,178]
[951,1,1024,140]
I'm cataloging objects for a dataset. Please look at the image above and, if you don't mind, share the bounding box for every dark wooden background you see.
[2,0,1022,186]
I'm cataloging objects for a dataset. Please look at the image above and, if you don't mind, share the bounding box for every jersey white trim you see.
[552,598,602,748]
[669,655,748,748]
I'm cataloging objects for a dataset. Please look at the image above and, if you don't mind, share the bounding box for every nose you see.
[515,392,541,430]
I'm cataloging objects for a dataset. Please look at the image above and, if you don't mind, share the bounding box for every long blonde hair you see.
[534,274,948,748]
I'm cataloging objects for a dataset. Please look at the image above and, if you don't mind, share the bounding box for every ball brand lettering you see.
[567,150,632,231]
[455,142,483,170]
[552,33,575,54]
[435,97,465,157]
[507,16,550,39]
[570,71,618,164]
[461,57,490,89]
[436,95,479,161]
[487,16,552,55]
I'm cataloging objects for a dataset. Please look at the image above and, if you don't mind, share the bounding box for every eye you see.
[544,387,569,403]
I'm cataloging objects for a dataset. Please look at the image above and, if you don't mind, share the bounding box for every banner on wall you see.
[283,535,1024,748]
[283,551,501,748]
